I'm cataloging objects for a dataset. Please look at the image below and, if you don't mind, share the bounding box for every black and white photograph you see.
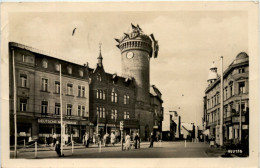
[1,1,259,168]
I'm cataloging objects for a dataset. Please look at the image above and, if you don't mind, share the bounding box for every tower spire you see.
[97,42,103,67]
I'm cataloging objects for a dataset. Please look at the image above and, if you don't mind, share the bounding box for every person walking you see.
[54,141,61,157]
[124,134,131,151]
[52,133,57,147]
[134,133,140,149]
[110,132,116,146]
[149,132,154,148]
[85,133,89,148]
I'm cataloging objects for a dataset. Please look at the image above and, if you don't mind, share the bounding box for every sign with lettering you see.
[38,118,77,125]
[232,116,245,123]
[120,121,124,130]
[242,125,249,130]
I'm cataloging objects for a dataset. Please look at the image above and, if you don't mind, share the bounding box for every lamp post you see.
[239,94,242,142]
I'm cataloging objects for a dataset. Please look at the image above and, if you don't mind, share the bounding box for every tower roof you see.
[207,61,218,81]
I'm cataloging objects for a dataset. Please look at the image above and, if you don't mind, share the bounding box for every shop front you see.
[37,118,89,144]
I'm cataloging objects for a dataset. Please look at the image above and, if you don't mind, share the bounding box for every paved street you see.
[10,141,227,159]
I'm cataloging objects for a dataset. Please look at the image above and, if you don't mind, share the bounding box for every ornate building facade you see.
[203,52,249,145]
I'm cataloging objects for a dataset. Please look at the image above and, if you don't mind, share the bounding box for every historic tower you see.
[115,24,159,140]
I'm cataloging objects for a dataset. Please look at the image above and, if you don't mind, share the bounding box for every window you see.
[20,99,27,112]
[82,86,85,97]
[55,64,60,71]
[66,104,72,116]
[238,82,245,94]
[20,74,27,88]
[103,108,106,118]
[225,87,228,100]
[124,95,130,104]
[229,82,233,97]
[42,59,48,68]
[77,105,85,117]
[79,70,83,77]
[55,81,60,93]
[96,90,99,99]
[67,84,73,95]
[111,109,118,119]
[42,78,48,91]
[111,92,114,102]
[103,91,106,100]
[238,68,245,74]
[55,103,60,115]
[67,66,72,74]
[78,105,81,116]
[22,55,25,62]
[97,74,102,81]
[82,106,85,117]
[124,111,130,119]
[41,101,48,115]
[99,90,103,99]
[115,93,118,103]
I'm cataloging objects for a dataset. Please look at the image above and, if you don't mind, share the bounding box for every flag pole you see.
[219,56,224,146]
[60,64,63,156]
[12,48,17,158]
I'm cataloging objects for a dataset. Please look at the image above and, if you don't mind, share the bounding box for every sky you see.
[9,11,248,126]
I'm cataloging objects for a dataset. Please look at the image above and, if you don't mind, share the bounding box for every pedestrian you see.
[54,141,61,157]
[53,133,57,147]
[134,133,140,149]
[110,132,116,146]
[85,133,89,148]
[149,132,154,148]
[124,134,131,151]
[93,134,96,145]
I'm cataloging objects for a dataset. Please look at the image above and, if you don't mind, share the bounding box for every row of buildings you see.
[203,52,249,146]
[9,24,164,144]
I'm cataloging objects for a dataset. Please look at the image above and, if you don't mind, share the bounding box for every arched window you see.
[103,91,106,100]
[96,90,99,99]
[99,90,103,99]
[111,92,114,102]
[115,93,118,103]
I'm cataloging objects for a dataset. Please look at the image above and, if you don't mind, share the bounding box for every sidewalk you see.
[11,141,151,153]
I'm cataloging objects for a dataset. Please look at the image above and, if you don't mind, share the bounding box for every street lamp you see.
[239,94,242,142]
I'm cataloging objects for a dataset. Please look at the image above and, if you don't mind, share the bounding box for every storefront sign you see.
[19,132,26,136]
[153,126,158,129]
[232,116,245,123]
[242,125,249,130]
[38,118,77,125]
[107,124,115,127]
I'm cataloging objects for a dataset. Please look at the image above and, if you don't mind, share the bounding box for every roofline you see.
[205,60,249,93]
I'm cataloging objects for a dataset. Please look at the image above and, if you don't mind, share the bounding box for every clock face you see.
[126,52,134,59]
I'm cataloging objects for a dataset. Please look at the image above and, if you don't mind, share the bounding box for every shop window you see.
[66,104,72,116]
[41,101,48,115]
[20,74,27,88]
[55,103,60,115]
[42,78,48,91]
[67,83,73,95]
[55,81,60,93]
[20,99,27,112]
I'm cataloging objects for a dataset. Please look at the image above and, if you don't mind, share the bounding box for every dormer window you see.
[97,74,102,82]
[42,59,48,68]
[79,69,83,77]
[67,66,72,74]
[55,63,60,72]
